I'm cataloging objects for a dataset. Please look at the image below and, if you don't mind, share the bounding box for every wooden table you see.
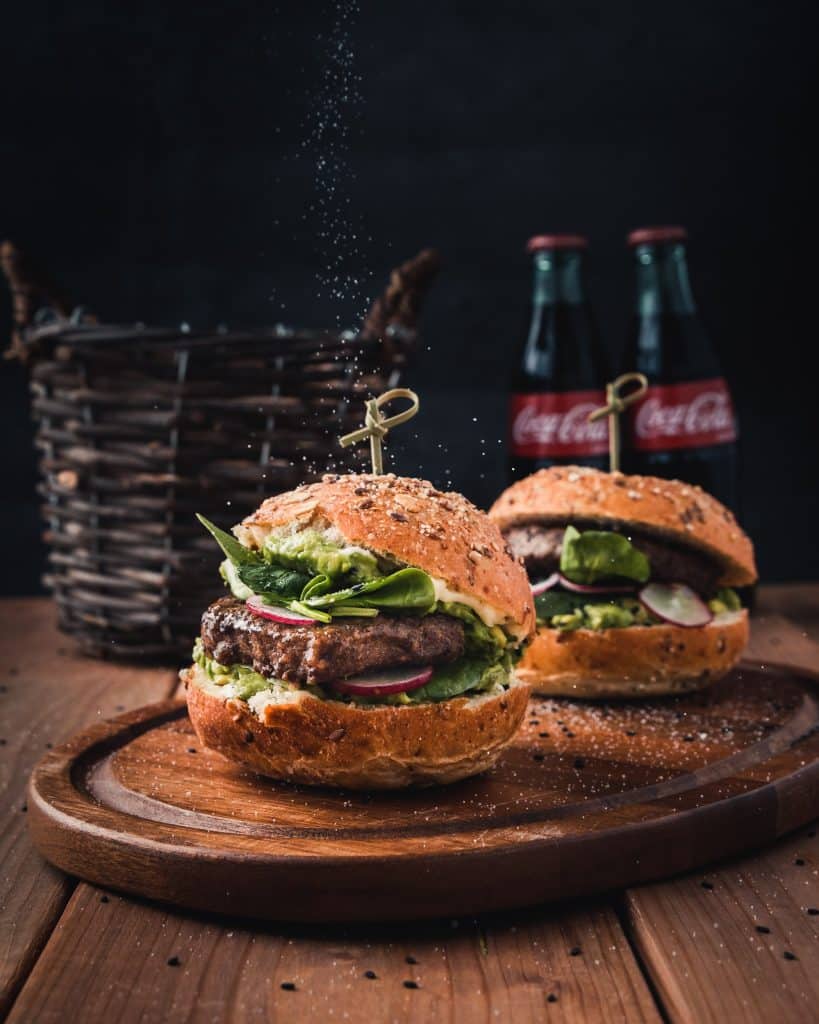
[2,591,819,1023]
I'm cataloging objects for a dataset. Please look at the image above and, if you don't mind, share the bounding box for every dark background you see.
[1,0,817,593]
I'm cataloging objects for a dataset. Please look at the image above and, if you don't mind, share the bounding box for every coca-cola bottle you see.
[621,226,739,509]
[508,235,610,480]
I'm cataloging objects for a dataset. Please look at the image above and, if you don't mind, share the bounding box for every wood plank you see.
[756,584,819,643]
[0,598,177,1017]
[746,612,819,673]
[9,589,818,1019]
[624,819,819,1024]
[28,657,819,923]
[621,615,819,1023]
[7,885,660,1023]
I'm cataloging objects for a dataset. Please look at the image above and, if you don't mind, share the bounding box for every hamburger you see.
[184,473,534,789]
[489,466,757,699]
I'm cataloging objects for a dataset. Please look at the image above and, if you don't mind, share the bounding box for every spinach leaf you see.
[200,512,435,618]
[199,513,311,600]
[237,561,312,600]
[197,514,256,565]
[300,574,333,601]
[328,604,379,617]
[288,600,332,623]
[304,567,436,614]
[560,525,650,585]
[408,657,506,703]
[534,590,589,621]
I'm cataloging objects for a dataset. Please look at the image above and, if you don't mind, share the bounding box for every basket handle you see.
[360,248,441,350]
[1,241,83,360]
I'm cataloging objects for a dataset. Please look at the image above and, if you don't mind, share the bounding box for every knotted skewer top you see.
[588,372,648,473]
[339,388,420,475]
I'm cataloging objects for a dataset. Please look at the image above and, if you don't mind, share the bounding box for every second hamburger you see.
[490,466,757,699]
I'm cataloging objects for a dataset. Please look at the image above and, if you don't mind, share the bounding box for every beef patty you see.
[201,597,466,685]
[505,523,721,595]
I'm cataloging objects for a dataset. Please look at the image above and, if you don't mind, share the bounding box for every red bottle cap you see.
[526,234,588,253]
[627,226,688,246]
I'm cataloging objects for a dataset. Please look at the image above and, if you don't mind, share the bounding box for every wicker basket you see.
[23,321,414,658]
[3,244,439,659]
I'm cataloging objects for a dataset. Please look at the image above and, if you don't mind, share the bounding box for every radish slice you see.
[638,582,713,628]
[557,573,636,595]
[531,573,560,596]
[331,665,434,697]
[246,596,316,626]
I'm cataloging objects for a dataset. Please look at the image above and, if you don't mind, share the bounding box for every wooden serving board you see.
[28,660,819,922]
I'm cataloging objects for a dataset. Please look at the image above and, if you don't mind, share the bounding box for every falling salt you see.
[300,1,371,325]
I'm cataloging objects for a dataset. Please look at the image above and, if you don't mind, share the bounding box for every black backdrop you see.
[2,0,817,593]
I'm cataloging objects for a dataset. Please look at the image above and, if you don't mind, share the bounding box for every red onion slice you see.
[531,573,560,596]
[246,595,317,626]
[638,582,713,628]
[330,665,434,697]
[557,573,636,595]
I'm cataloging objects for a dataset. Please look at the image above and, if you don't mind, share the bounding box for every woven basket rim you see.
[22,319,416,354]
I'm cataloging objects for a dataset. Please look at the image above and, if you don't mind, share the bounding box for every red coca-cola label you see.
[509,390,608,457]
[629,377,737,451]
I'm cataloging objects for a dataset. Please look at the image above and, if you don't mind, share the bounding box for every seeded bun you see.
[184,665,529,789]
[517,611,749,699]
[489,466,756,587]
[237,474,535,638]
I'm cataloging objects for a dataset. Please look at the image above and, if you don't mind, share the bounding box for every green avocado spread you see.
[535,591,660,631]
[193,639,291,700]
[535,585,742,631]
[261,528,383,581]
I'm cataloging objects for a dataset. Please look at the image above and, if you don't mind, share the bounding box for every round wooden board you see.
[28,662,819,922]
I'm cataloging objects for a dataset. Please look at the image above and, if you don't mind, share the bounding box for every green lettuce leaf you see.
[303,567,436,614]
[197,514,255,565]
[201,514,475,625]
[326,604,379,617]
[301,574,333,601]
[534,590,589,622]
[407,656,509,703]
[237,561,312,600]
[560,525,650,585]
[198,514,310,600]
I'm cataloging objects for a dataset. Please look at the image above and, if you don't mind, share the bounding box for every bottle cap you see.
[627,226,688,246]
[526,234,588,253]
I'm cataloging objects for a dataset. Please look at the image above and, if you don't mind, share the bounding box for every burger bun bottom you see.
[184,664,529,789]
[517,610,749,699]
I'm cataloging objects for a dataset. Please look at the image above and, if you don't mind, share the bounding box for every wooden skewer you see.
[339,388,420,474]
[588,373,648,473]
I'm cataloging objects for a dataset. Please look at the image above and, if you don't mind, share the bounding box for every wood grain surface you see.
[4,594,819,1023]
[27,659,819,922]
[745,610,819,670]
[0,600,178,1015]
[756,590,819,645]
[6,887,661,1024]
[625,821,819,1023]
